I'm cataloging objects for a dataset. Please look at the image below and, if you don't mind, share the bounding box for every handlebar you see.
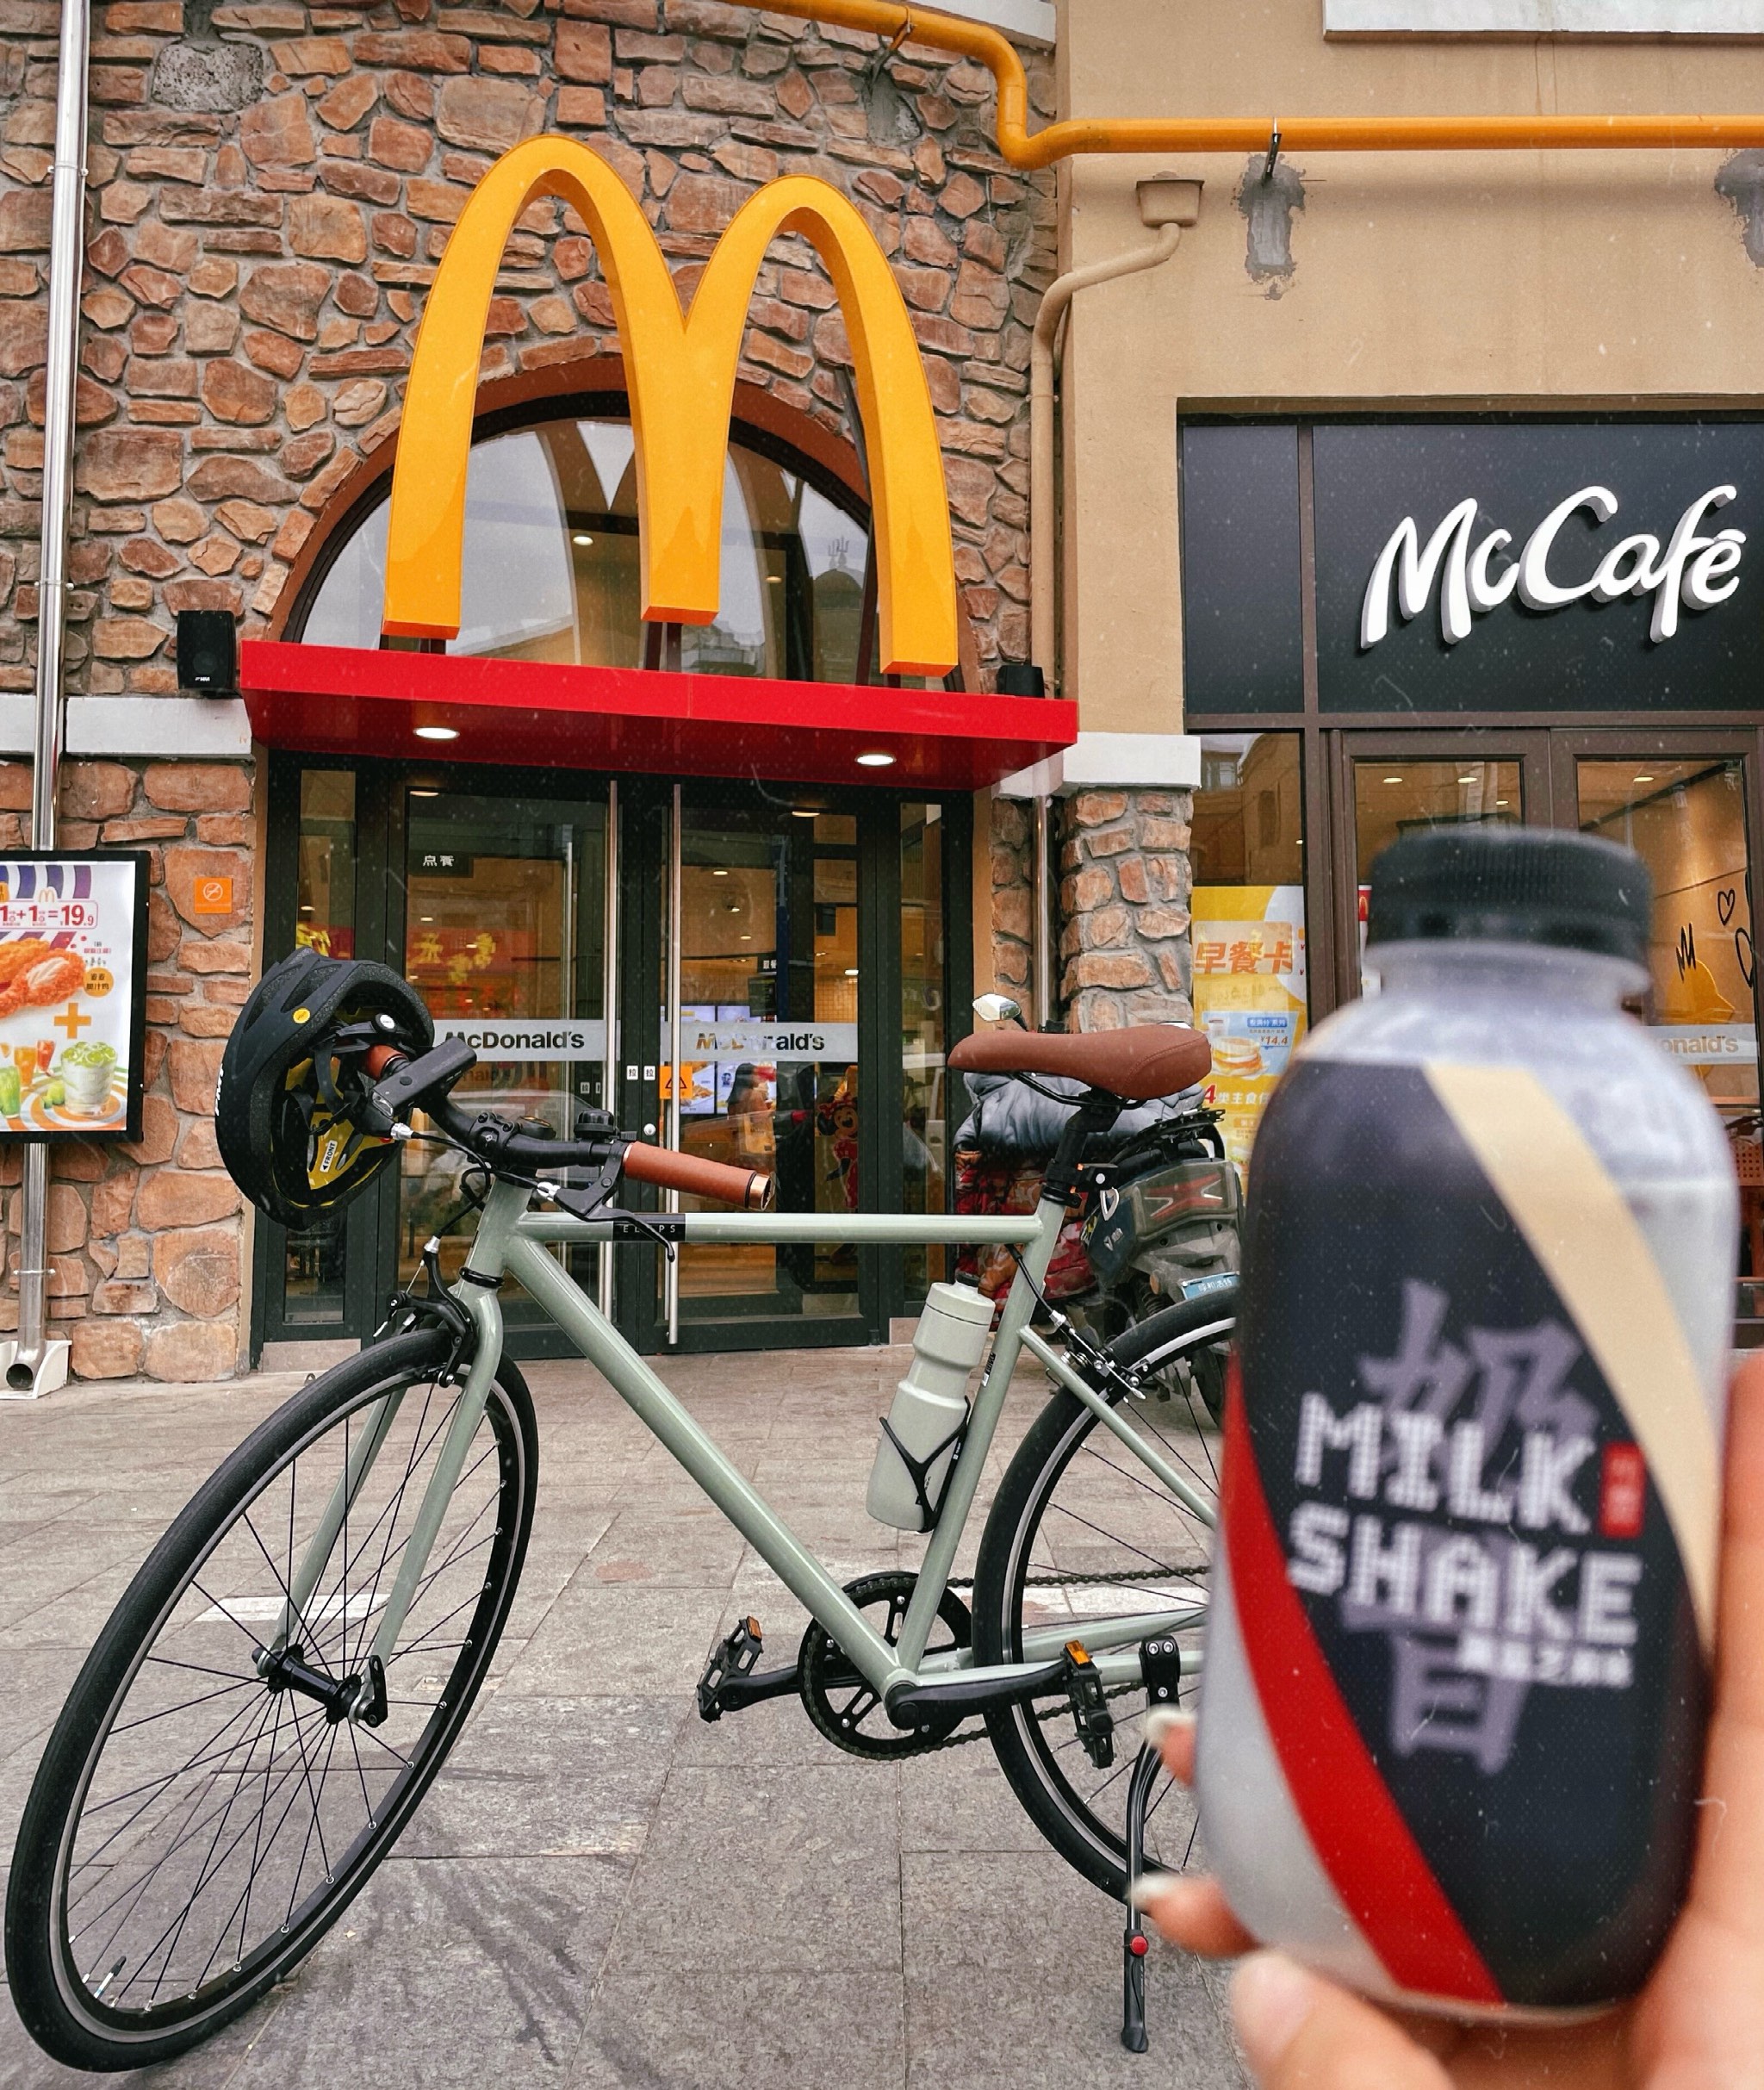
[364,1042,774,1211]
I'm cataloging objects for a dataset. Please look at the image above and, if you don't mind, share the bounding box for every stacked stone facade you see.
[1059,788,1195,1032]
[0,755,252,1380]
[0,0,1058,1378]
[0,0,1054,680]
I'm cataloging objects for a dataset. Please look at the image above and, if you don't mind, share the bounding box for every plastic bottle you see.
[866,1279,994,1530]
[1196,824,1736,2018]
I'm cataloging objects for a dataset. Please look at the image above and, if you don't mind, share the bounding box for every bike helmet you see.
[218,949,434,1228]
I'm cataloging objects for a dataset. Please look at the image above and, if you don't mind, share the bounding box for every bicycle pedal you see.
[1064,1639,1115,1770]
[696,1614,763,1722]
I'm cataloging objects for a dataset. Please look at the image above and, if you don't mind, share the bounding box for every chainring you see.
[798,1571,973,1761]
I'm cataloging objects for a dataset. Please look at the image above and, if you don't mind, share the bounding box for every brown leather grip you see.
[622,1141,775,1211]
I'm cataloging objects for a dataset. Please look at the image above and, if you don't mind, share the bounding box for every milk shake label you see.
[1230,1056,1709,2009]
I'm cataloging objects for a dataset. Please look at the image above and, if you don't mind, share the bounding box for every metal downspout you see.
[9,0,89,1396]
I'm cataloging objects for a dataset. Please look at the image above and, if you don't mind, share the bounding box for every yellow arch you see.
[381,136,958,678]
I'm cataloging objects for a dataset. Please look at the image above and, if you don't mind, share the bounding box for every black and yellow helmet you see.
[217,949,433,1229]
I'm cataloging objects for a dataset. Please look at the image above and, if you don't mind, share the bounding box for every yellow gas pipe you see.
[734,0,1764,162]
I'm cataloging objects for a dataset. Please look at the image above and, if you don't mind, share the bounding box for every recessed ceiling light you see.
[414,725,458,742]
[1382,774,1403,785]
[1634,773,1655,783]
[855,751,895,768]
[844,967,859,978]
[766,574,783,585]
[419,915,434,924]
[739,933,751,941]
[711,868,729,876]
[411,788,440,798]
[299,904,314,913]
[1457,774,1477,785]
[572,532,594,547]
[791,808,820,818]
[1496,799,1509,807]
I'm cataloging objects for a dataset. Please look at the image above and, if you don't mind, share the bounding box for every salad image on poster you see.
[0,854,149,1141]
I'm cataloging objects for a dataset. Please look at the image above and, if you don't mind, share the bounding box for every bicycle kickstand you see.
[1121,1739,1162,2053]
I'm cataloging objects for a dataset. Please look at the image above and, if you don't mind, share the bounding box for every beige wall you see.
[1056,0,1764,732]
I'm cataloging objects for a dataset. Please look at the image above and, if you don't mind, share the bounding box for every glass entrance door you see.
[1571,754,1759,1116]
[661,794,866,1341]
[398,787,609,1318]
[1339,734,1550,998]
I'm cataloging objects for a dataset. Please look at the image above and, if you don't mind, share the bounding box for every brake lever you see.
[543,1179,677,1262]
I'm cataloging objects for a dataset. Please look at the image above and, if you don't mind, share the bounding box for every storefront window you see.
[1578,759,1759,1116]
[299,414,868,684]
[284,771,357,1324]
[1189,734,1307,1173]
[900,801,946,1297]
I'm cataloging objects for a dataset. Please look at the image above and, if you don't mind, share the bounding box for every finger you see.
[1686,1349,1764,1945]
[1144,1707,1196,1783]
[1231,1953,1456,2090]
[1128,1871,1258,1957]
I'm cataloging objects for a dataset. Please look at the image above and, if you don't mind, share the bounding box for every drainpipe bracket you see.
[0,1339,71,1401]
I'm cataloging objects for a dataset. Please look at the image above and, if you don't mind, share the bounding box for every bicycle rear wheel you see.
[972,1291,1231,1898]
[5,1329,537,2073]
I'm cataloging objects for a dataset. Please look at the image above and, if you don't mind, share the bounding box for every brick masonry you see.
[0,0,1061,1377]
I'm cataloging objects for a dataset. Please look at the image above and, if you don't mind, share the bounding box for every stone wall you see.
[1058,787,1195,1033]
[0,0,1056,687]
[0,756,252,1381]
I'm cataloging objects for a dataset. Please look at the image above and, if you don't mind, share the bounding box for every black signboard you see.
[1181,419,1764,717]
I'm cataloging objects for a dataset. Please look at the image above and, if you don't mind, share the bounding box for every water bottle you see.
[867,1279,994,1530]
[1196,824,1736,2017]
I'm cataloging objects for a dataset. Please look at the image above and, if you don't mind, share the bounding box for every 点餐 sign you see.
[0,854,148,1141]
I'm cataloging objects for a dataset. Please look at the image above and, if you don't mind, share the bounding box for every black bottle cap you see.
[1366,824,1652,966]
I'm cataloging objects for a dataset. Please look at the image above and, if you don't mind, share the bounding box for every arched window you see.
[293,407,871,683]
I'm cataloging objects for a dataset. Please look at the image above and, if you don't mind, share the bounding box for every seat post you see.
[1042,1088,1122,1207]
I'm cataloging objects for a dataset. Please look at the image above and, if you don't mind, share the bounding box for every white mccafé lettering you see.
[1361,482,1746,649]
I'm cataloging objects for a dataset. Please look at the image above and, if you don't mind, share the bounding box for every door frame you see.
[252,756,971,1363]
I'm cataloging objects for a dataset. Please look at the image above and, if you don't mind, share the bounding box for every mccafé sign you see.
[1362,483,1747,650]
[381,136,959,679]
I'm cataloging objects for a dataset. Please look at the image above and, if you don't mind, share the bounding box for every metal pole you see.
[598,779,618,1316]
[1032,794,1053,1030]
[664,781,682,1345]
[9,0,89,1396]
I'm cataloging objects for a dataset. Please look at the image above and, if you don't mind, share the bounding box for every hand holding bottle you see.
[1134,1347,1764,2090]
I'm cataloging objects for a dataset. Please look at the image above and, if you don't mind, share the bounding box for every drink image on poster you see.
[0,855,149,1141]
[1189,885,1307,1176]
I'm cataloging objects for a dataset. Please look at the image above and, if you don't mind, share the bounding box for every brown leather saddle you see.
[948,1023,1212,1103]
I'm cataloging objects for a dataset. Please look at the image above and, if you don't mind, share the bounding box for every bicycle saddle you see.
[949,1023,1211,1102]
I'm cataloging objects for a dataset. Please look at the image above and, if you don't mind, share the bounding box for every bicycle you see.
[5,1009,1235,2073]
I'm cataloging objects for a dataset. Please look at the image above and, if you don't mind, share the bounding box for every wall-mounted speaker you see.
[176,609,238,697]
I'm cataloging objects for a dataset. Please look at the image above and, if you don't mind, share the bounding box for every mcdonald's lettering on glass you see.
[1196,826,1736,2018]
[380,137,958,679]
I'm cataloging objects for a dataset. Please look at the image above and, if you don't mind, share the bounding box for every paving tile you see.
[401,1695,684,1860]
[567,1968,905,2090]
[497,1583,731,1700]
[603,1763,902,1975]
[900,1850,1245,2090]
[220,1856,623,2089]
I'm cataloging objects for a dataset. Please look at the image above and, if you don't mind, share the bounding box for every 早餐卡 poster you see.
[0,855,149,1141]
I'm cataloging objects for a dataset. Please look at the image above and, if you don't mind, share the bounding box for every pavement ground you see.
[0,1347,1245,2090]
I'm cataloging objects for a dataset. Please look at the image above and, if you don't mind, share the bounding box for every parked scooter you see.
[952,995,1239,1416]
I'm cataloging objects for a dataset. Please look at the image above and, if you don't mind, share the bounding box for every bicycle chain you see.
[913,1568,1203,1753]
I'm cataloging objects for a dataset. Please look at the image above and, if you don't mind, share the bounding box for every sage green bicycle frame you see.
[283,1176,1217,1715]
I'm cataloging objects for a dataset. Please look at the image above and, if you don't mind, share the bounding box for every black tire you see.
[972,1287,1234,1899]
[5,1330,537,2073]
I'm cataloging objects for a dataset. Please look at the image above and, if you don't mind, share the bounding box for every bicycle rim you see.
[976,1313,1225,1893]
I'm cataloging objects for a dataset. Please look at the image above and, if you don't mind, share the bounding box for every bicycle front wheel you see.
[972,1291,1232,1898]
[5,1329,537,2073]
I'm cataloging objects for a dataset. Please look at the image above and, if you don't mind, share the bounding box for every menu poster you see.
[1189,884,1308,1178]
[0,853,149,1141]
